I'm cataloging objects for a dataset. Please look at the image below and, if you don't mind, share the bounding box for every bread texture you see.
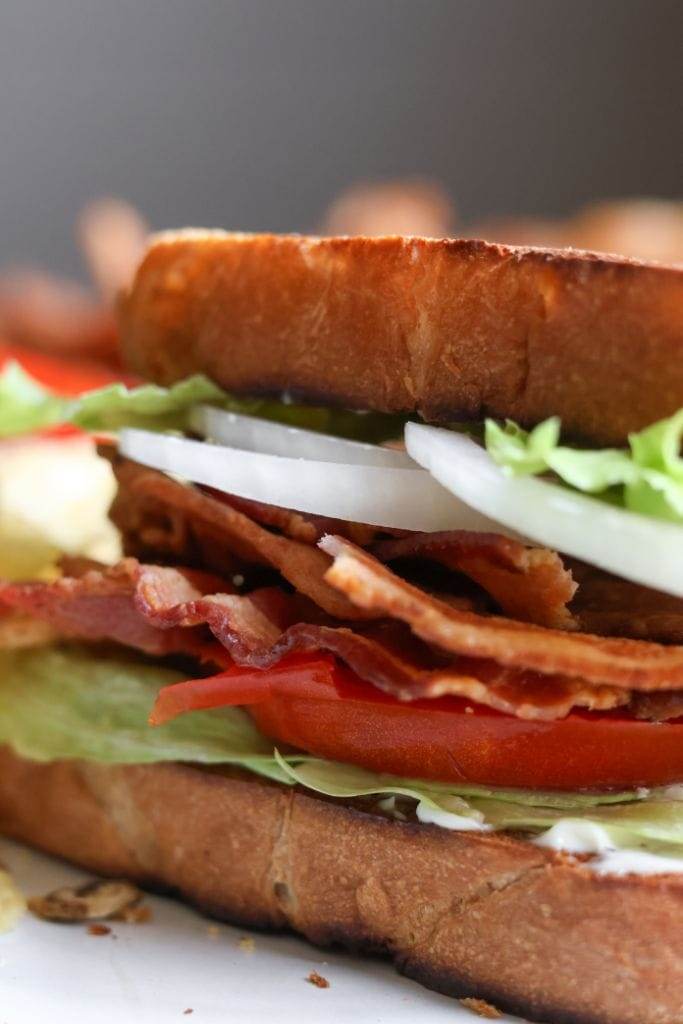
[120,231,683,445]
[1,746,682,1024]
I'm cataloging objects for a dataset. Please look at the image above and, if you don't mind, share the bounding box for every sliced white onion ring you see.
[406,422,683,598]
[119,428,501,532]
[190,405,412,467]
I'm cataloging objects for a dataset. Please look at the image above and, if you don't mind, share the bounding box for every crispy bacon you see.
[0,560,205,656]
[113,459,578,628]
[210,492,381,547]
[132,572,627,717]
[0,610,60,650]
[265,624,625,718]
[320,536,683,691]
[0,559,626,720]
[373,531,577,629]
[109,459,371,621]
[570,561,683,644]
[5,540,683,721]
[631,691,683,722]
[244,623,625,719]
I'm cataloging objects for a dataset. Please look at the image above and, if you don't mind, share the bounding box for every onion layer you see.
[119,427,500,532]
[191,405,412,467]
[406,422,683,598]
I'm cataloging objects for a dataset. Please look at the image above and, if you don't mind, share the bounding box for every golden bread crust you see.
[120,232,683,444]
[1,747,682,1024]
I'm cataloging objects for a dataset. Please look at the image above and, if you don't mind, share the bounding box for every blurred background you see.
[0,0,680,362]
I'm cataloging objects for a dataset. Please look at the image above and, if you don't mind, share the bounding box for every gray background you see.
[0,0,680,275]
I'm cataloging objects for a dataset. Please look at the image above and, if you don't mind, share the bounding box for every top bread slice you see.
[120,231,683,445]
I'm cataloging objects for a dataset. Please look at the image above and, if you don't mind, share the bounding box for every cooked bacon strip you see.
[113,572,627,718]
[373,531,577,629]
[631,691,683,722]
[320,536,683,691]
[569,561,683,644]
[0,560,211,656]
[0,559,625,720]
[110,459,371,621]
[211,492,381,547]
[0,611,59,650]
[251,623,625,719]
[112,460,573,625]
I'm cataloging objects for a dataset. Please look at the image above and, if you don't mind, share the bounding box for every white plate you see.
[0,838,526,1023]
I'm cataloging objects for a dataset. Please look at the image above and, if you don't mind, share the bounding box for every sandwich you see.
[1,232,683,1024]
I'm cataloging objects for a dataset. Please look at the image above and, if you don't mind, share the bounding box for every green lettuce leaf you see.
[0,363,229,437]
[467,795,683,844]
[276,756,683,856]
[273,754,640,810]
[483,416,561,475]
[273,751,481,822]
[71,376,228,432]
[2,645,682,855]
[0,361,406,443]
[485,411,683,524]
[0,645,290,782]
[0,362,66,436]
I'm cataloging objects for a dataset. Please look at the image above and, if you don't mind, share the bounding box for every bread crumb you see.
[29,878,141,922]
[115,904,152,924]
[306,970,330,989]
[87,923,111,937]
[206,924,220,939]
[460,997,502,1019]
[238,935,255,952]
[183,1009,193,1016]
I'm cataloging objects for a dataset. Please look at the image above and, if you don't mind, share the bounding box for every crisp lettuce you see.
[0,363,229,437]
[274,756,645,810]
[277,756,683,857]
[0,361,66,437]
[485,412,683,523]
[0,361,406,443]
[0,646,290,782]
[273,751,481,823]
[467,795,683,844]
[2,645,683,855]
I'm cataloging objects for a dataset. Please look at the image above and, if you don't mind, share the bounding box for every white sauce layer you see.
[589,849,683,877]
[415,811,683,876]
[533,820,683,876]
[415,801,492,832]
[533,820,615,854]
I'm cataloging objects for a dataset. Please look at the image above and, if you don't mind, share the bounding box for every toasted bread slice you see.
[120,232,683,445]
[2,746,682,1024]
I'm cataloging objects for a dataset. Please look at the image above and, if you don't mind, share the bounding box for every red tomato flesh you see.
[149,656,333,725]
[152,654,683,790]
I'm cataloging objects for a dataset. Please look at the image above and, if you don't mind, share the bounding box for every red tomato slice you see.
[151,655,683,790]
[149,655,332,725]
[0,342,136,396]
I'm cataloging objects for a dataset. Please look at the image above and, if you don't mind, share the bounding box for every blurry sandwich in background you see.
[321,179,683,265]
[0,198,147,368]
[472,197,683,265]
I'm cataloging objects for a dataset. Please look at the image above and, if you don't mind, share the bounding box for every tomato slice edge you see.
[152,654,683,790]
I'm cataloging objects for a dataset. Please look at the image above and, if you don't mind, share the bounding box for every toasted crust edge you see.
[120,231,683,445]
[1,747,682,1024]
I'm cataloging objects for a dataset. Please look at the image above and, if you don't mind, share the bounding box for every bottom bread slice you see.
[0,747,681,1024]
